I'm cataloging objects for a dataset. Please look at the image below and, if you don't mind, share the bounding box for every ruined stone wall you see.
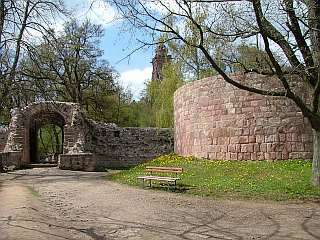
[0,151,22,169]
[85,121,174,168]
[174,74,313,161]
[59,153,95,171]
[0,127,9,152]
[0,101,173,171]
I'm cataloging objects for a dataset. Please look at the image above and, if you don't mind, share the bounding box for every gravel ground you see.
[0,167,320,240]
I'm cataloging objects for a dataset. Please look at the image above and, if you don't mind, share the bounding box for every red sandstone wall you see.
[174,74,313,160]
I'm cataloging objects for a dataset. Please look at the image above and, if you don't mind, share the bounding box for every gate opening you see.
[29,111,65,164]
[36,124,63,163]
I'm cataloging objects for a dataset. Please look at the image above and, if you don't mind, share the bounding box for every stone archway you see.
[29,111,65,164]
[3,102,88,167]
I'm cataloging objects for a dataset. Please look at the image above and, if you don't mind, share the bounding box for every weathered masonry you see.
[0,102,173,171]
[174,73,313,161]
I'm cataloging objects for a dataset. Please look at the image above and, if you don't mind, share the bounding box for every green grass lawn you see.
[110,154,320,201]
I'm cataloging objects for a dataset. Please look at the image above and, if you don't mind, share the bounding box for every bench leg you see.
[169,181,177,191]
[149,179,152,188]
[139,179,146,188]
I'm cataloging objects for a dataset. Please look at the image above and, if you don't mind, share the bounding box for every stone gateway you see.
[0,102,173,171]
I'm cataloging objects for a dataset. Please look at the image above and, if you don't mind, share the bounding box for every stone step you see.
[27,163,58,168]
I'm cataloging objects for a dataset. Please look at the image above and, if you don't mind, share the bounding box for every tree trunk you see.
[312,129,320,186]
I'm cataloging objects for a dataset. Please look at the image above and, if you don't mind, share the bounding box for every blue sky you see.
[62,0,154,99]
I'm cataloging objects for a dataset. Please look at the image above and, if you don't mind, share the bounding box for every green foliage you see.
[112,154,320,201]
[133,98,155,127]
[144,62,183,128]
[228,44,286,74]
[26,186,40,198]
[231,44,274,73]
[37,124,62,161]
[21,20,116,105]
[165,10,226,81]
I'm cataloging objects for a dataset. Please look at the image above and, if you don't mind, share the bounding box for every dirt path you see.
[0,168,320,240]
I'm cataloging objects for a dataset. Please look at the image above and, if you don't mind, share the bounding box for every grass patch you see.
[26,186,40,198]
[110,154,320,201]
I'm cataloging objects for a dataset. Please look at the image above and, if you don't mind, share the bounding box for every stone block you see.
[241,144,254,153]
[291,143,304,152]
[289,152,303,159]
[265,135,278,143]
[260,143,267,152]
[253,143,260,152]
[279,133,286,142]
[239,136,249,144]
[256,135,265,143]
[250,153,257,160]
[208,152,217,159]
[243,153,251,160]
[228,144,241,153]
[230,153,238,160]
[217,137,229,145]
[230,137,240,144]
[242,128,250,136]
[220,145,228,152]
[248,136,256,143]
[291,133,301,142]
[265,152,276,160]
[257,152,265,160]
[216,152,226,160]
[237,153,244,160]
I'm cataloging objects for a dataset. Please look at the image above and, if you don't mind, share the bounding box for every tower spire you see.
[151,44,171,81]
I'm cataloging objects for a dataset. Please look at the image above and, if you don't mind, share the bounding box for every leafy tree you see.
[0,0,65,120]
[21,20,116,104]
[146,62,183,128]
[134,96,155,127]
[164,10,226,80]
[228,43,276,74]
[18,19,138,126]
[20,19,136,125]
[109,0,320,186]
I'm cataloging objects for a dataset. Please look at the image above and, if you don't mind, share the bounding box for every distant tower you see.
[151,44,172,81]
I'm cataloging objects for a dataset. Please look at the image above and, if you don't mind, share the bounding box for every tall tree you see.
[109,0,320,186]
[165,11,226,81]
[21,20,117,107]
[145,61,183,128]
[0,0,65,120]
[20,19,136,126]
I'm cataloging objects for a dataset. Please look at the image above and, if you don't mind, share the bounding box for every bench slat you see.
[145,166,183,173]
[138,176,180,181]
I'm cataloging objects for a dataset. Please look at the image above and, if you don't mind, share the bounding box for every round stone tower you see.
[174,74,313,161]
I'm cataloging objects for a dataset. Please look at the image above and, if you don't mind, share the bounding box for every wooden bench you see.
[137,166,183,188]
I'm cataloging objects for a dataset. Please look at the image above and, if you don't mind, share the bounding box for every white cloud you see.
[25,0,119,40]
[144,0,183,15]
[119,67,153,100]
[76,0,119,27]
